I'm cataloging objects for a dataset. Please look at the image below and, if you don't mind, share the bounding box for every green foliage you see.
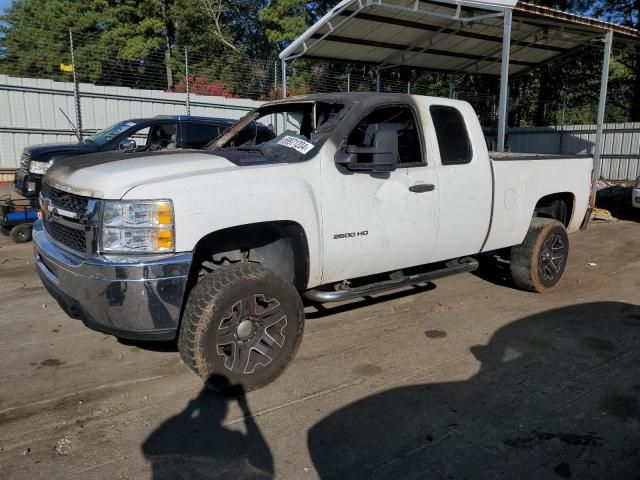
[0,0,100,79]
[525,0,640,122]
[259,1,334,46]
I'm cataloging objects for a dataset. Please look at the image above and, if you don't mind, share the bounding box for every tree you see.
[526,0,640,122]
[0,0,102,80]
[589,0,640,121]
[89,0,174,88]
[0,0,177,89]
[259,0,335,47]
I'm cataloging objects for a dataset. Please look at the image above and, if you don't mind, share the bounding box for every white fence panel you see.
[3,73,640,181]
[0,75,262,169]
[508,123,640,181]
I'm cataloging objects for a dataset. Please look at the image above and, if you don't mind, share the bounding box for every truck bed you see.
[490,152,591,161]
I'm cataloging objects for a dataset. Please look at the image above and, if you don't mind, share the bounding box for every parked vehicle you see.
[14,115,272,198]
[33,93,593,392]
[0,195,39,243]
[633,176,640,208]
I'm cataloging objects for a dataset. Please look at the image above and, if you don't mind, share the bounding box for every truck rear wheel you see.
[178,263,304,393]
[510,218,569,293]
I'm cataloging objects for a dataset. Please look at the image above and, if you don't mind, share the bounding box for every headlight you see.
[29,161,52,175]
[101,200,174,253]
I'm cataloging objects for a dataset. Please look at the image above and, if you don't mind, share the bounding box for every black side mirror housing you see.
[335,130,398,173]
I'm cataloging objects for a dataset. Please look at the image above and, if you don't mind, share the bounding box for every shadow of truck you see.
[308,302,640,480]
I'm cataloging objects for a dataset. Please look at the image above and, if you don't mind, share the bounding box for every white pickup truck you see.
[34,93,593,391]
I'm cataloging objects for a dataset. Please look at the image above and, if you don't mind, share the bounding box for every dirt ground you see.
[0,216,639,479]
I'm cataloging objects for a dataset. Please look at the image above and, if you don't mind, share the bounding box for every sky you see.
[0,0,8,41]
[0,0,9,15]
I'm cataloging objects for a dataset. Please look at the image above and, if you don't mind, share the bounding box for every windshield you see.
[85,120,142,146]
[208,102,345,160]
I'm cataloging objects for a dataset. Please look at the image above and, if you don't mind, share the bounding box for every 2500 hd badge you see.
[334,231,369,239]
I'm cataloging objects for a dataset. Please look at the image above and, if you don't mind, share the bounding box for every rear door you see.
[320,103,440,283]
[427,104,492,262]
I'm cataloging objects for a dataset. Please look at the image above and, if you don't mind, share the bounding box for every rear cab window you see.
[430,106,473,165]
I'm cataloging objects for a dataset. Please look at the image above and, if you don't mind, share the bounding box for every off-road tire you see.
[510,218,569,293]
[10,224,32,243]
[178,262,304,393]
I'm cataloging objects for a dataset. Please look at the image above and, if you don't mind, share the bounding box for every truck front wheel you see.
[510,218,569,293]
[178,263,304,392]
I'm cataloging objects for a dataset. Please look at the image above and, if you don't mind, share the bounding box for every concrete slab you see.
[0,222,639,479]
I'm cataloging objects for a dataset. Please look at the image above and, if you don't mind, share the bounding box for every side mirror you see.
[119,138,137,151]
[370,130,398,172]
[335,130,398,173]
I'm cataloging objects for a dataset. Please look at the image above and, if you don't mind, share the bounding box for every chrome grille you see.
[44,220,87,252]
[41,184,89,215]
[20,151,31,171]
[41,184,96,255]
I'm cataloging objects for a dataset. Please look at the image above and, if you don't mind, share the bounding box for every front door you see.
[320,104,440,284]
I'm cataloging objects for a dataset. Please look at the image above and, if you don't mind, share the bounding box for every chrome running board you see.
[304,257,479,304]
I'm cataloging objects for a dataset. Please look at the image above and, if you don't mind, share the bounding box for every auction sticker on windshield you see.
[277,136,314,154]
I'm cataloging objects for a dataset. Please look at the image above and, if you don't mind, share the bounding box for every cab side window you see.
[147,123,178,151]
[106,125,150,151]
[430,106,473,165]
[130,127,150,148]
[347,105,423,165]
[182,122,220,149]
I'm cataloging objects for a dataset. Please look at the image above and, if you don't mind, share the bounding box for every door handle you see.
[409,183,435,193]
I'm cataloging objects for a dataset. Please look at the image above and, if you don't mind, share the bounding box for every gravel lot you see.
[1,218,639,479]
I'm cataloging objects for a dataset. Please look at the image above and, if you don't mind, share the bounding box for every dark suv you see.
[14,115,273,198]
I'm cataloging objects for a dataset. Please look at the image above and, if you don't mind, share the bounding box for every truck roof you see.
[264,92,468,108]
[108,115,237,125]
[151,115,237,124]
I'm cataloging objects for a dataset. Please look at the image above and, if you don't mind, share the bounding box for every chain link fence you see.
[0,21,506,138]
[2,22,638,180]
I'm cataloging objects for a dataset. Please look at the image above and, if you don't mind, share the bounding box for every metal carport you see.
[279,0,640,194]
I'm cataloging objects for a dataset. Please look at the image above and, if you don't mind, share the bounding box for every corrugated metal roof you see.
[280,0,640,76]
[515,3,640,41]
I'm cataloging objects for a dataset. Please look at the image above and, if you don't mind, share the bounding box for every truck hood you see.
[27,142,96,160]
[44,149,268,199]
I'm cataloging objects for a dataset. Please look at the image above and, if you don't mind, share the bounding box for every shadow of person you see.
[308,302,640,480]
[142,376,273,479]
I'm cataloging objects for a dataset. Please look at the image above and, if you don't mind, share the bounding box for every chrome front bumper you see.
[33,221,192,341]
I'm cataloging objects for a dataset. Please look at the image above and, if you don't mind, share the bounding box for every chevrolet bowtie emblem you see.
[40,198,82,221]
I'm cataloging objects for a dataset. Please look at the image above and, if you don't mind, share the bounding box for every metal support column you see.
[376,67,381,93]
[184,48,191,116]
[282,60,287,98]
[69,30,83,141]
[274,60,278,95]
[496,8,512,152]
[592,30,613,205]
